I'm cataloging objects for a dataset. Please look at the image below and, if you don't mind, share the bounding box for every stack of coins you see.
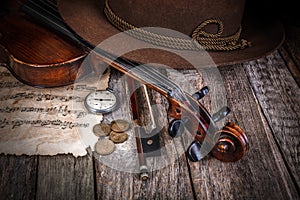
[93,119,130,155]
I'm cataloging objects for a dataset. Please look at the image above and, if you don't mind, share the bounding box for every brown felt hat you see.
[58,0,284,68]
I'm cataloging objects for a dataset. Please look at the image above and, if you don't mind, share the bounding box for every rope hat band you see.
[104,0,251,51]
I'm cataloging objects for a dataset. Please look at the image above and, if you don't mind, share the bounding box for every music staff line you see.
[0,118,89,129]
[0,105,88,119]
[0,81,25,88]
[0,92,84,102]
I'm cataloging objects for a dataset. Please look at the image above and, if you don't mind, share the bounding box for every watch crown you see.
[106,87,114,92]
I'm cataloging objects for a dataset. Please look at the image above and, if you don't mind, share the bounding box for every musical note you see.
[0,67,110,156]
[0,105,88,118]
[0,92,84,102]
[5,119,90,129]
[0,81,24,88]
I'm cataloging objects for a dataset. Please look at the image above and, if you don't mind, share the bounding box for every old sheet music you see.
[0,67,109,156]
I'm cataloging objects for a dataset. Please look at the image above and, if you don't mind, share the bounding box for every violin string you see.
[21,3,96,51]
[25,0,181,93]
[114,57,179,92]
[26,0,72,33]
[24,3,166,91]
[33,0,59,16]
[38,0,59,13]
[23,1,190,105]
[48,1,185,95]
[26,0,58,20]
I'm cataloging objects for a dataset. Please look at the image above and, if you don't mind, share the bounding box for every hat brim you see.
[58,0,284,69]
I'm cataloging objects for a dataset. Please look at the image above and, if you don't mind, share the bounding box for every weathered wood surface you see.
[244,51,300,189]
[0,52,299,199]
[36,155,94,200]
[280,47,300,86]
[281,24,300,85]
[168,56,299,199]
[0,154,37,200]
[283,25,300,71]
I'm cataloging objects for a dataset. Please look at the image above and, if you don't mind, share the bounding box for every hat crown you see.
[58,0,284,67]
[108,0,245,37]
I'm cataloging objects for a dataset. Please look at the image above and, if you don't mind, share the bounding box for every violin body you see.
[0,1,89,87]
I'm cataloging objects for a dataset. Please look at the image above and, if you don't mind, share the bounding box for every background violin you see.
[0,0,249,162]
[0,0,89,87]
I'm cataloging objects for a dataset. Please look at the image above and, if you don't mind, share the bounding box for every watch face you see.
[84,90,117,113]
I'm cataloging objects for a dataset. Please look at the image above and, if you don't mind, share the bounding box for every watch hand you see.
[93,98,113,101]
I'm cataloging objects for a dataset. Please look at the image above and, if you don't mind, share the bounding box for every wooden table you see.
[0,40,299,199]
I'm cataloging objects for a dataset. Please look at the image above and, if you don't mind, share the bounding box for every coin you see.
[93,123,111,137]
[94,139,115,155]
[110,119,130,132]
[109,131,128,143]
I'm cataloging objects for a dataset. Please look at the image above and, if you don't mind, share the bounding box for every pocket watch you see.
[84,89,118,114]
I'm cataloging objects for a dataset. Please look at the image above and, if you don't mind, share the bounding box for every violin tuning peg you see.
[212,106,230,123]
[186,141,205,162]
[168,119,185,138]
[192,86,209,100]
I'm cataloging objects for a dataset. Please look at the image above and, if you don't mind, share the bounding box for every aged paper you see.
[0,67,109,156]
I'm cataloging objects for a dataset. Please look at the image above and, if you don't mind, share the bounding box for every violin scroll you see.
[211,122,249,162]
[166,85,249,162]
[185,122,249,162]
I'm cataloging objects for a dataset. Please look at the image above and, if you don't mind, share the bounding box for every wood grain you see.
[282,25,300,71]
[36,154,94,200]
[244,51,300,189]
[0,154,37,200]
[279,47,300,86]
[187,63,299,199]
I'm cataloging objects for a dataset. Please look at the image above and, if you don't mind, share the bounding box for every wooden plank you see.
[36,154,94,200]
[93,69,194,199]
[187,62,299,199]
[281,24,300,85]
[0,154,37,200]
[279,47,300,86]
[282,25,300,71]
[244,51,300,189]
[94,154,194,199]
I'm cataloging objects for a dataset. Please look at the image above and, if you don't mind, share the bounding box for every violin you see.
[0,0,89,87]
[1,0,249,162]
